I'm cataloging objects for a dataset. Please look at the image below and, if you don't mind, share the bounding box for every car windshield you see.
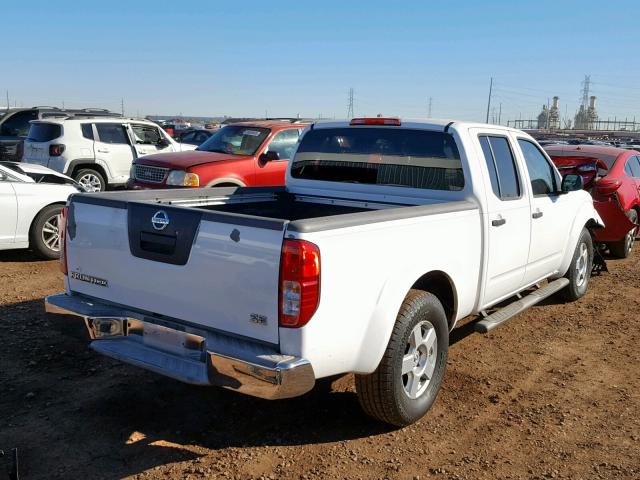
[196,125,270,155]
[291,127,464,191]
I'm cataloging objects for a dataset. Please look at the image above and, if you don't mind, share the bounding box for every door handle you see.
[97,148,110,153]
[532,211,544,219]
[491,218,506,227]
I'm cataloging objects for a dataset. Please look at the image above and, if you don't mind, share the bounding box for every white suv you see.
[22,117,196,191]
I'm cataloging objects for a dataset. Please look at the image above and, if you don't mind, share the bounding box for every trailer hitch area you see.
[0,448,19,480]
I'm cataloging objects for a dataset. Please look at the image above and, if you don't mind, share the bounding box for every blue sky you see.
[2,0,640,123]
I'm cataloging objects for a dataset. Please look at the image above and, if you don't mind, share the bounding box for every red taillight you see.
[350,117,401,126]
[59,206,68,275]
[49,144,65,156]
[279,239,320,328]
[594,178,622,196]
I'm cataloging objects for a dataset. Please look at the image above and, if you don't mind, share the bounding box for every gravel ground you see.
[0,247,638,480]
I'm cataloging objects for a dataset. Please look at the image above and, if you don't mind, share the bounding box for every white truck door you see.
[0,171,17,244]
[516,138,574,283]
[94,123,135,183]
[475,132,532,306]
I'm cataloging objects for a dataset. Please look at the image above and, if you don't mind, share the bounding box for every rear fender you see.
[353,265,458,374]
[556,197,604,277]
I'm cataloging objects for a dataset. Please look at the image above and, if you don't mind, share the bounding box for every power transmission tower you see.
[347,88,354,118]
[485,77,493,123]
[5,90,9,110]
[121,98,125,116]
[427,97,432,118]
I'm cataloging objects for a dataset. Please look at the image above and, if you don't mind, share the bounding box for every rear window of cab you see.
[292,127,464,191]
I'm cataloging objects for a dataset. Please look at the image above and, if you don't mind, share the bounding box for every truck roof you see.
[312,118,529,134]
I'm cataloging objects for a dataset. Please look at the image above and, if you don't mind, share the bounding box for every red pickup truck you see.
[128,120,307,189]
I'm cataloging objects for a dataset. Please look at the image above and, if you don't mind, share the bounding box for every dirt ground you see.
[0,248,638,480]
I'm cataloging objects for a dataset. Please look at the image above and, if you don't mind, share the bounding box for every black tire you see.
[355,290,449,427]
[29,204,63,260]
[560,228,593,302]
[74,168,106,192]
[608,209,638,259]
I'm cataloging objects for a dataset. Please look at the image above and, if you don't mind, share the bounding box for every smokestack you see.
[552,96,559,108]
[589,96,597,109]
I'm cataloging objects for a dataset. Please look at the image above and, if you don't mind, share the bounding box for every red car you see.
[128,120,307,189]
[545,145,640,257]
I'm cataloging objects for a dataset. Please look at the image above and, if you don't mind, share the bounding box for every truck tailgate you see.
[65,199,285,344]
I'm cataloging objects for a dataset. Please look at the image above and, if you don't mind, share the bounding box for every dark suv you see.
[0,107,119,161]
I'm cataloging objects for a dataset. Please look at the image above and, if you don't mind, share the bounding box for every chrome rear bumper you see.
[45,293,315,399]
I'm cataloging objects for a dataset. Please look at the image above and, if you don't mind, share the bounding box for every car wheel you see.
[560,228,593,302]
[355,290,448,426]
[29,204,63,260]
[609,209,638,258]
[74,168,105,192]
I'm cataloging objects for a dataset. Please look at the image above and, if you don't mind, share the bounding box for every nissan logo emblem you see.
[151,210,170,231]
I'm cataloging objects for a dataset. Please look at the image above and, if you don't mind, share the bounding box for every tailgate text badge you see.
[70,272,108,287]
[250,313,268,325]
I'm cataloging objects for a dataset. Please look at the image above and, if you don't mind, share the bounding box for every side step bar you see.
[474,278,570,334]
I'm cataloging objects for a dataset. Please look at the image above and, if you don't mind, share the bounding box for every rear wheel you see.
[74,168,105,192]
[355,290,448,426]
[30,204,63,259]
[609,209,638,258]
[560,228,593,302]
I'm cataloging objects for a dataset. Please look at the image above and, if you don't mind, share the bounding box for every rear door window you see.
[478,135,520,199]
[27,123,62,142]
[96,123,130,144]
[292,127,464,191]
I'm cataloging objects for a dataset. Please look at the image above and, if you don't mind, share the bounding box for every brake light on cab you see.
[350,117,401,126]
[279,239,320,328]
[59,206,68,275]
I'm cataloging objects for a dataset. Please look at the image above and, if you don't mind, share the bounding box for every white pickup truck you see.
[46,118,603,426]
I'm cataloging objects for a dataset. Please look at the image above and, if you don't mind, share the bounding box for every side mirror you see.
[157,137,170,147]
[259,150,280,163]
[561,174,583,193]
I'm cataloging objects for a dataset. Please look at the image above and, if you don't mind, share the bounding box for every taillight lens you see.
[594,178,622,196]
[59,206,68,275]
[279,239,320,328]
[49,144,65,156]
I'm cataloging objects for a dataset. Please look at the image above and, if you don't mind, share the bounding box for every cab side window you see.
[265,129,301,160]
[131,124,162,145]
[478,135,521,199]
[96,124,130,145]
[518,139,559,196]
